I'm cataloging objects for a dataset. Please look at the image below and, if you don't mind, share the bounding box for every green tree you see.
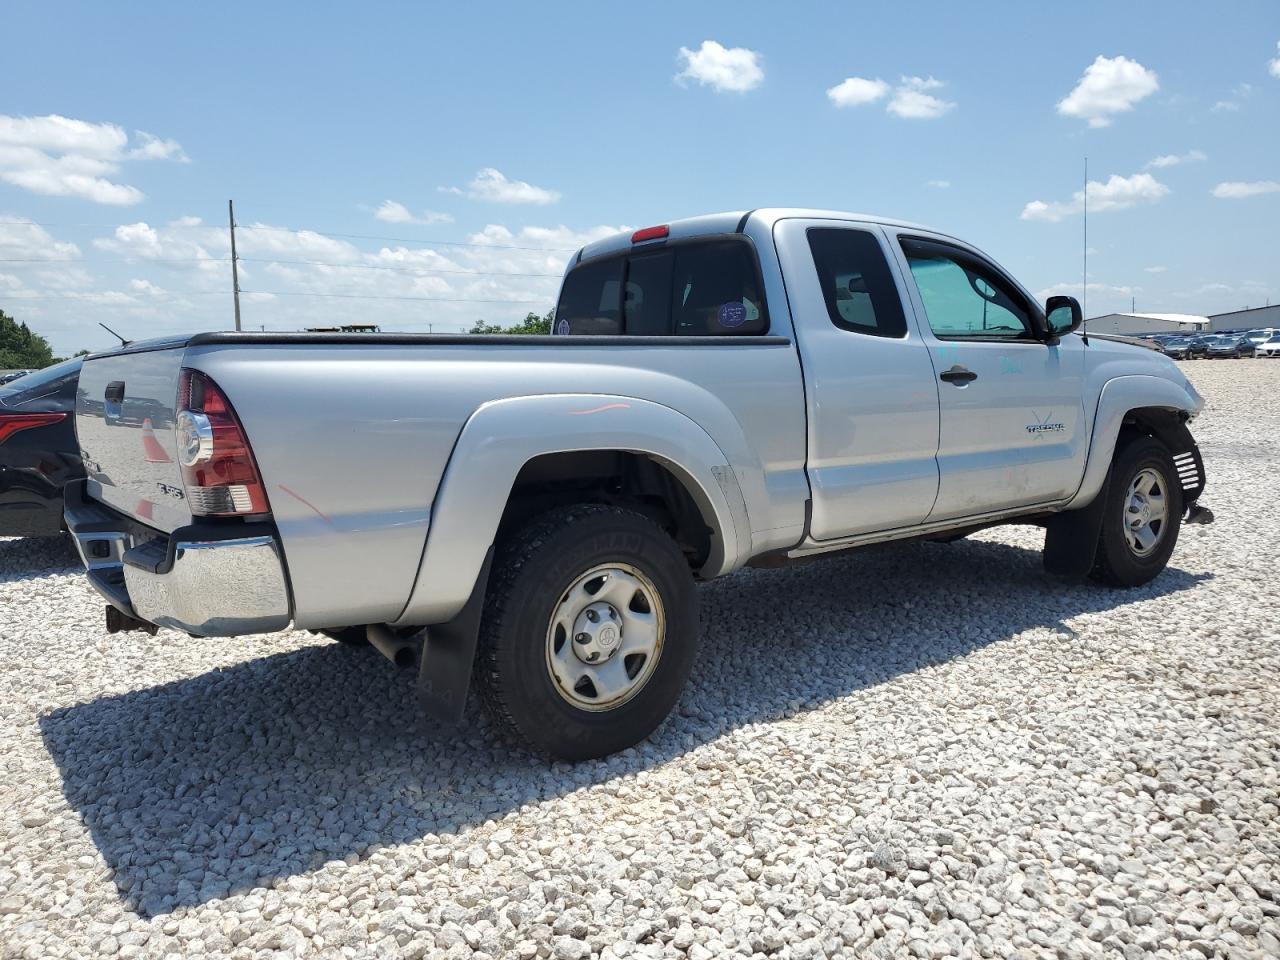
[469,309,554,336]
[0,309,56,369]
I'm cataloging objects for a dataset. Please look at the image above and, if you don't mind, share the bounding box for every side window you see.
[555,257,624,334]
[901,240,1035,340]
[670,240,768,336]
[623,251,674,336]
[806,228,907,338]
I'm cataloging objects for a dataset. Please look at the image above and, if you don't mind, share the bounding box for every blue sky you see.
[2,0,1277,355]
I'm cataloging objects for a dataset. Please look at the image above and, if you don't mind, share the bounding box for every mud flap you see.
[415,546,494,724]
[1043,474,1111,578]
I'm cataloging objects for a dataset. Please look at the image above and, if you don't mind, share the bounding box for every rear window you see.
[554,237,768,336]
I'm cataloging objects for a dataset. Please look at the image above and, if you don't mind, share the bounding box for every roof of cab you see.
[573,208,937,265]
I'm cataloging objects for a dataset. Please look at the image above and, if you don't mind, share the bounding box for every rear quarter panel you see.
[186,339,808,629]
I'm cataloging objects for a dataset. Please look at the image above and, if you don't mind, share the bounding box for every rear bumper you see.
[64,481,292,636]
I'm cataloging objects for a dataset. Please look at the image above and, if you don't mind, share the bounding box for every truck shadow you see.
[39,535,1209,917]
[0,534,79,585]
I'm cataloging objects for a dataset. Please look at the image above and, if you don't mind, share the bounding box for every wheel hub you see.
[571,601,622,664]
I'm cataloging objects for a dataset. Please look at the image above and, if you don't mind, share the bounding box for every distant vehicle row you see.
[1140,329,1280,360]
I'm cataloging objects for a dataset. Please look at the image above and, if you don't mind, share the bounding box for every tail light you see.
[0,412,66,444]
[175,369,269,516]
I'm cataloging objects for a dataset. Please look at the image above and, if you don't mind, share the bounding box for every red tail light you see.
[0,412,65,444]
[631,225,669,243]
[176,369,269,516]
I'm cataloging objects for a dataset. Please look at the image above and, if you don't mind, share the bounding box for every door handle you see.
[939,365,977,385]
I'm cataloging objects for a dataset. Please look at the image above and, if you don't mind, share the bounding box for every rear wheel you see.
[1090,436,1183,587]
[476,504,698,760]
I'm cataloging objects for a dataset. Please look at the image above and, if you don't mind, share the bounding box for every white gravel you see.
[2,358,1278,960]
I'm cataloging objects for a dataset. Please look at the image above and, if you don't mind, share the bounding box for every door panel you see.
[889,231,1087,520]
[774,220,940,539]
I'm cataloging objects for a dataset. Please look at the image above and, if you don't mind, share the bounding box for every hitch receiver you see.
[104,605,159,636]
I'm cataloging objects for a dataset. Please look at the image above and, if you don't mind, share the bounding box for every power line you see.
[0,256,230,264]
[244,291,553,304]
[0,219,580,252]
[0,255,563,277]
[2,289,552,304]
[240,259,560,277]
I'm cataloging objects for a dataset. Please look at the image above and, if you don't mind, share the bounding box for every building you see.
[1085,313,1208,337]
[1208,304,1280,333]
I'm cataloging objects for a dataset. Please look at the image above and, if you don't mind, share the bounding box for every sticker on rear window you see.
[717,302,747,328]
[555,319,570,335]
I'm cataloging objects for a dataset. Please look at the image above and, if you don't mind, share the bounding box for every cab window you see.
[901,239,1036,341]
[807,228,907,338]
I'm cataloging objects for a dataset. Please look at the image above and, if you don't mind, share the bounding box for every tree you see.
[0,309,56,369]
[469,309,554,336]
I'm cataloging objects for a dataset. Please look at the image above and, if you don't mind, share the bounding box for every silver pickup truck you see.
[66,208,1211,759]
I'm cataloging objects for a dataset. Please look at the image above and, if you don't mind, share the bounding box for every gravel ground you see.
[2,359,1278,960]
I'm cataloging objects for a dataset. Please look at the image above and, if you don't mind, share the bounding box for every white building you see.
[1209,304,1280,333]
[1085,313,1208,337]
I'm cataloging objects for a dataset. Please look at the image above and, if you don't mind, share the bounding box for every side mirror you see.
[1045,295,1083,339]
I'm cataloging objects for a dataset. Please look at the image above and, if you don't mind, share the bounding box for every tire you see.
[476,504,699,760]
[1090,435,1183,588]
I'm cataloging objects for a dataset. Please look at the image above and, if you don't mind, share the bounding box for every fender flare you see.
[392,393,750,628]
[1066,375,1202,510]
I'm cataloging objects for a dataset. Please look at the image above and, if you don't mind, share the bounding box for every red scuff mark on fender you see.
[567,402,631,416]
[278,483,332,524]
[140,418,172,463]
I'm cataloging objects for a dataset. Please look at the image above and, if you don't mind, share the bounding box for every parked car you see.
[1161,337,1198,360]
[0,370,35,385]
[0,358,85,537]
[1255,334,1280,358]
[1205,335,1253,359]
[64,209,1212,759]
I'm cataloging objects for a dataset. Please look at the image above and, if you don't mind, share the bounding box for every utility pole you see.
[229,199,242,331]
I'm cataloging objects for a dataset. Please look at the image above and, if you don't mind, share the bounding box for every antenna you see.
[98,321,129,347]
[229,200,243,332]
[1081,157,1089,344]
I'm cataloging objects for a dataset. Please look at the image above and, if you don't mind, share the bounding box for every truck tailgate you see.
[76,343,193,533]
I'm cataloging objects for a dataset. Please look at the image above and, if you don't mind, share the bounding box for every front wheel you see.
[1090,436,1184,587]
[476,504,699,760]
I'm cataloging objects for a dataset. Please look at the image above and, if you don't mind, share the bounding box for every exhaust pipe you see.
[366,624,419,670]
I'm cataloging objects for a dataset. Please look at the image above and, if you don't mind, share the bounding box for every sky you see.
[1,0,1277,356]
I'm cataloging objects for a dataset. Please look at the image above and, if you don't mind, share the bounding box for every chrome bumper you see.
[64,482,291,637]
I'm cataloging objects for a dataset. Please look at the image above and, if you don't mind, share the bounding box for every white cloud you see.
[441,168,560,205]
[1211,180,1280,199]
[1036,281,1139,300]
[128,132,189,162]
[1212,83,1252,113]
[826,77,889,108]
[1056,55,1158,127]
[675,40,763,93]
[1021,172,1170,223]
[0,114,187,205]
[1270,42,1280,79]
[373,200,453,225]
[926,179,951,189]
[1144,265,1168,273]
[887,76,955,119]
[828,75,954,119]
[1147,149,1206,168]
